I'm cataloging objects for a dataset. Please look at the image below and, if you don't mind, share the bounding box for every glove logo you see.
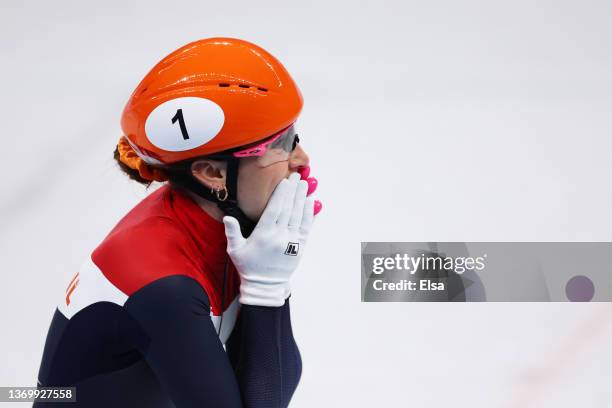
[284,242,299,256]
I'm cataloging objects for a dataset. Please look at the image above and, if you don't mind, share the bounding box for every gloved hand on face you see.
[223,172,317,306]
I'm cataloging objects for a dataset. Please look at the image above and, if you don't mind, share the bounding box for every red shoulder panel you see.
[90,186,237,315]
[92,216,204,295]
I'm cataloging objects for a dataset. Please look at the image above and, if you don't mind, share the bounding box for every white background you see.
[1,0,612,407]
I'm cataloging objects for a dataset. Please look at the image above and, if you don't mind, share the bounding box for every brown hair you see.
[113,146,153,187]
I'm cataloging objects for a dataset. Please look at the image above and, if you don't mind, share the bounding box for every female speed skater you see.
[35,38,322,408]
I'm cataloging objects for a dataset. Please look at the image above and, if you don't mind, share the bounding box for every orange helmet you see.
[120,37,303,165]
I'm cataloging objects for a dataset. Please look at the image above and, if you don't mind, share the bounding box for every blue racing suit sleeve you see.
[122,275,301,408]
[226,298,302,408]
[123,275,243,408]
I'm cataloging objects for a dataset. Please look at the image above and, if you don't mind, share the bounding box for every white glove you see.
[223,172,315,307]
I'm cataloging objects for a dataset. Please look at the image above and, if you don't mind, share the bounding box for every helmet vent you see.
[217,83,267,92]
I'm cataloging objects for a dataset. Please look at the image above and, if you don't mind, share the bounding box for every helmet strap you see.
[167,157,257,238]
[216,157,257,237]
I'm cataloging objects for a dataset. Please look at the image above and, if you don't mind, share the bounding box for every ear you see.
[191,159,227,190]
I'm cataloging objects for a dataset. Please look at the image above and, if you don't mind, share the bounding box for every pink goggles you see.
[233,125,299,167]
[233,126,322,216]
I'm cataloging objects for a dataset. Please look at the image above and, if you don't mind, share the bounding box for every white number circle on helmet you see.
[144,97,225,152]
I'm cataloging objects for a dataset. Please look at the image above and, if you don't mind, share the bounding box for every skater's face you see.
[236,144,310,220]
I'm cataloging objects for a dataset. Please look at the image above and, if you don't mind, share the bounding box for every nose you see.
[288,144,317,197]
[288,144,309,171]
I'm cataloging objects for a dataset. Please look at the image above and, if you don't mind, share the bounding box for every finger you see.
[289,180,308,228]
[277,172,301,226]
[306,177,318,196]
[223,216,246,250]
[300,197,315,236]
[314,199,323,215]
[298,166,310,180]
[259,177,292,225]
